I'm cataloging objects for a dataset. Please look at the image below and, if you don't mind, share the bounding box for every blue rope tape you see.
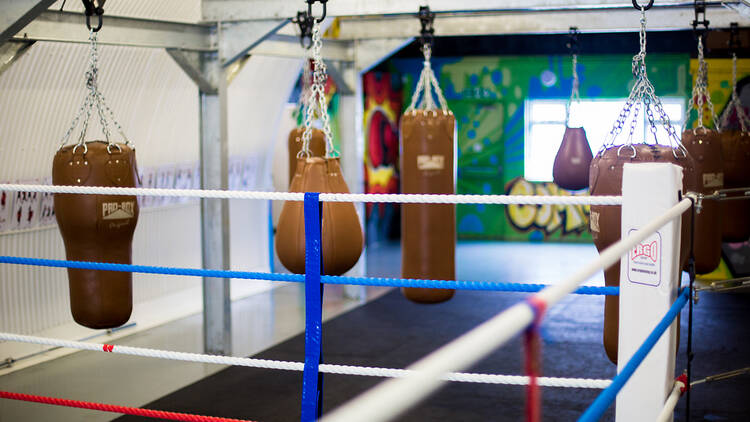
[0,255,619,295]
[300,192,323,421]
[578,287,690,422]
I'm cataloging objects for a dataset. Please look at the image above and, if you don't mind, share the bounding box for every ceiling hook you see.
[418,6,436,50]
[632,0,654,11]
[307,0,328,24]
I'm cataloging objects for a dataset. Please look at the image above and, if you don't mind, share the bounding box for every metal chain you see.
[406,44,450,113]
[688,35,720,133]
[301,21,336,158]
[719,53,750,133]
[565,54,581,126]
[602,7,686,158]
[57,30,130,154]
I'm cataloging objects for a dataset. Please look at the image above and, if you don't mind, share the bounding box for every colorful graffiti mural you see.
[363,72,402,242]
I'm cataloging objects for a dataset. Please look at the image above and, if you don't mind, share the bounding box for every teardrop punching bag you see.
[401,110,457,303]
[276,157,364,275]
[287,127,326,185]
[590,145,695,363]
[553,127,593,190]
[681,129,723,274]
[53,141,139,329]
[553,51,593,191]
[275,22,363,277]
[720,131,750,241]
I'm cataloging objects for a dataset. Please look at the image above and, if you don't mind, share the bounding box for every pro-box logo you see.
[632,241,658,263]
[102,201,135,220]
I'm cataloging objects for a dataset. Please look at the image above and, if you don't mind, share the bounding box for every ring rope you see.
[0,184,622,205]
[656,374,688,422]
[0,255,619,295]
[578,287,690,421]
[0,333,612,389]
[0,390,253,422]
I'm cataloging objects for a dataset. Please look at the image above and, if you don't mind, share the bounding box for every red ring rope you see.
[524,296,548,422]
[0,391,255,422]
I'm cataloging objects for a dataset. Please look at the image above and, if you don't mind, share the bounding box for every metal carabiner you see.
[632,0,654,10]
[81,0,105,32]
[307,0,328,23]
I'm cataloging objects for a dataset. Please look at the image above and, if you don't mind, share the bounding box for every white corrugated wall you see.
[0,27,302,368]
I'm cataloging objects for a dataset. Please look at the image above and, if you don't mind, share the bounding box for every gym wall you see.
[364,53,750,243]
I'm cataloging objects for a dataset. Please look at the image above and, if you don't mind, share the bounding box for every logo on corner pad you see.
[102,201,135,220]
[627,230,662,287]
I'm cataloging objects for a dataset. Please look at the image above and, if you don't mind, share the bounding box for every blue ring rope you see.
[0,255,619,295]
[578,287,690,421]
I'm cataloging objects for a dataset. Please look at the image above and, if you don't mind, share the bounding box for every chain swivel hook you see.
[81,0,105,32]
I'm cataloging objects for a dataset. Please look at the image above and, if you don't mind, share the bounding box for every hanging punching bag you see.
[553,127,593,190]
[276,157,363,275]
[275,20,363,277]
[590,144,695,363]
[287,127,326,185]
[53,141,139,329]
[681,129,723,274]
[401,110,456,303]
[720,131,750,241]
[553,50,593,191]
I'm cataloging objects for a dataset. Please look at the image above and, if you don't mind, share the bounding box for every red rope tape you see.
[0,391,255,422]
[524,295,547,422]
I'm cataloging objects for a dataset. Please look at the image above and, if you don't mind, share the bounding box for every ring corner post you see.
[301,192,324,421]
[616,163,683,421]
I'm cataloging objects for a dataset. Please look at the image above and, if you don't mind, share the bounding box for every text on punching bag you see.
[102,201,135,220]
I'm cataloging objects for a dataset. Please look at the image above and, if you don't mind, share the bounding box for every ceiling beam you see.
[337,6,750,40]
[12,10,214,51]
[0,40,34,77]
[219,19,289,66]
[200,0,734,22]
[0,0,56,45]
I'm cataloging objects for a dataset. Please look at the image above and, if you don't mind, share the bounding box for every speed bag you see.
[682,130,723,274]
[52,141,139,329]
[276,157,363,276]
[720,131,750,242]
[400,110,456,304]
[589,144,695,364]
[287,127,326,186]
[553,127,593,191]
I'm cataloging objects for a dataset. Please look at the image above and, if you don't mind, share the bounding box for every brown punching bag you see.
[681,129,723,274]
[287,128,326,186]
[53,141,139,329]
[590,144,695,363]
[720,131,750,242]
[553,127,593,190]
[276,157,364,275]
[400,110,456,303]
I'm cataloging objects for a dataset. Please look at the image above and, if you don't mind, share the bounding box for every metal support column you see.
[199,51,231,355]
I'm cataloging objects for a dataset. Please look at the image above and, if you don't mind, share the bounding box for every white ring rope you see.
[0,333,611,389]
[0,184,622,205]
[656,379,685,422]
[322,197,692,422]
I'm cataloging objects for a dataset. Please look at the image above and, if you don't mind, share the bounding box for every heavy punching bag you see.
[52,30,139,329]
[681,129,723,274]
[720,131,750,241]
[553,49,593,191]
[718,52,750,242]
[276,21,363,276]
[400,40,456,304]
[54,141,139,329]
[590,144,694,363]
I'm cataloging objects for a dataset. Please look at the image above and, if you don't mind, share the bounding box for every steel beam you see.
[12,11,213,51]
[337,6,750,40]
[248,34,353,62]
[200,0,734,21]
[0,0,55,45]
[0,40,33,76]
[166,49,217,94]
[199,52,232,356]
[354,38,413,73]
[219,19,289,66]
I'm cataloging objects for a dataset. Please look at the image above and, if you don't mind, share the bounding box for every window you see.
[524,98,685,182]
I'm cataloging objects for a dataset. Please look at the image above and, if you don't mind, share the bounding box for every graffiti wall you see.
[363,72,402,243]
[389,54,691,241]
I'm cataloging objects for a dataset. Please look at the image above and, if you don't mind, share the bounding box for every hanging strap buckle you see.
[692,0,710,38]
[81,0,105,32]
[729,22,740,56]
[566,27,580,56]
[418,6,436,51]
[293,10,315,49]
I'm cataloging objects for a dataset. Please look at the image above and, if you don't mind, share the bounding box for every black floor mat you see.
[114,288,750,422]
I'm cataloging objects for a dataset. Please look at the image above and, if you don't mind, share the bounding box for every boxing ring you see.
[0,163,702,421]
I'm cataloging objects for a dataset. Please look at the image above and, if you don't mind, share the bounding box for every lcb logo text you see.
[504,177,590,237]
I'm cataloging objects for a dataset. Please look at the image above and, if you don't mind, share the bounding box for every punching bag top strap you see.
[406,7,451,116]
[600,6,687,160]
[58,24,132,156]
[301,20,337,159]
